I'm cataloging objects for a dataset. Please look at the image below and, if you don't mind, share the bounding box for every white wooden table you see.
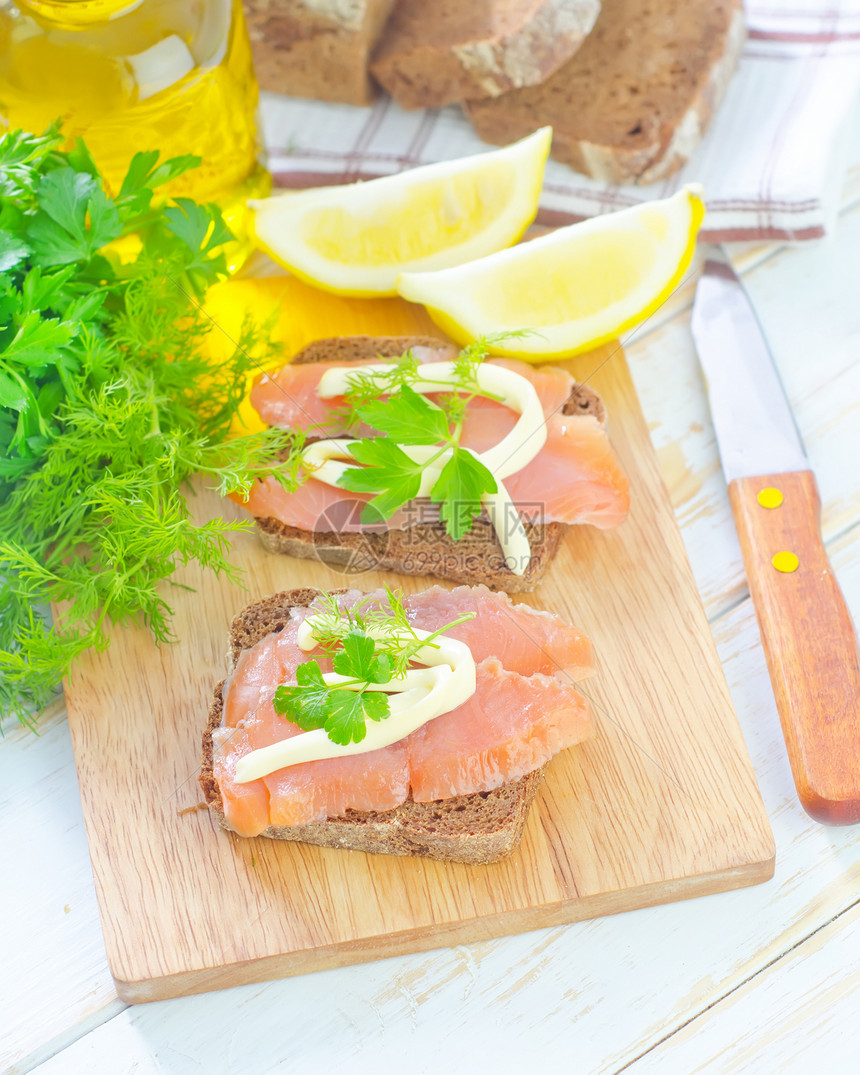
[4,171,860,1075]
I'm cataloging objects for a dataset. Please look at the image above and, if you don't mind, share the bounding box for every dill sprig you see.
[307,586,475,677]
[0,123,298,728]
[332,337,509,429]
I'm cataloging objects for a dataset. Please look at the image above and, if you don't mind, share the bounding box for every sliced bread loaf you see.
[245,335,609,593]
[244,0,397,105]
[370,0,601,110]
[200,587,545,863]
[464,0,746,184]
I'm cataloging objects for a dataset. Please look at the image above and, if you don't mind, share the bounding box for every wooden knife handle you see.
[729,471,860,824]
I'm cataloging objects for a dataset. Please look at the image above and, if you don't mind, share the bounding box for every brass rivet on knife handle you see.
[729,470,860,824]
[757,487,784,509]
[771,551,799,573]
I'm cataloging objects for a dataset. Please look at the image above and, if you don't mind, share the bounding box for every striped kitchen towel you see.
[259,0,860,242]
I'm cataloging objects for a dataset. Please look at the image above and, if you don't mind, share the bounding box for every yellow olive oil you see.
[0,0,271,266]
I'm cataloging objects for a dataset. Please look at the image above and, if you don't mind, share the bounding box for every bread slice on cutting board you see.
[243,335,613,594]
[464,0,746,184]
[200,587,547,863]
[370,0,602,110]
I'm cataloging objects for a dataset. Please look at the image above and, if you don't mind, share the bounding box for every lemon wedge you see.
[248,127,551,298]
[396,184,706,361]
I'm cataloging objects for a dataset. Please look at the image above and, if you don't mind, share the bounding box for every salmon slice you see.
[214,587,593,835]
[236,471,385,535]
[234,405,629,531]
[250,343,457,433]
[215,701,409,831]
[504,413,630,529]
[407,657,591,803]
[212,728,272,838]
[215,594,408,832]
[249,349,573,435]
[215,651,410,831]
[221,619,304,727]
[235,349,628,532]
[248,703,410,827]
[403,584,594,680]
[215,615,311,836]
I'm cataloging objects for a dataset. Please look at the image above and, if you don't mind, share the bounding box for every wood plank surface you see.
[58,281,774,1004]
[629,891,860,1073]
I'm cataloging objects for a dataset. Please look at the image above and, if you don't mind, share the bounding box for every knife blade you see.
[691,247,860,825]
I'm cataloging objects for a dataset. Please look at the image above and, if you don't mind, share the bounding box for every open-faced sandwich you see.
[201,584,594,863]
[230,335,630,591]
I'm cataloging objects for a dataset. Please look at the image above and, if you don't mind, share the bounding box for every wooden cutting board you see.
[62,275,775,1004]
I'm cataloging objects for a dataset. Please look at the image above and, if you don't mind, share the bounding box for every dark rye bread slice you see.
[464,0,746,185]
[253,335,606,593]
[370,0,601,110]
[200,588,545,863]
[244,0,397,106]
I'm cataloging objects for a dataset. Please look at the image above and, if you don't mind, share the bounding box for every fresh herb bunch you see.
[0,123,299,728]
[273,589,474,745]
[334,336,523,541]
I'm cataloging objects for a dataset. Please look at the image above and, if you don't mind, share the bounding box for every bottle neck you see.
[16,0,145,28]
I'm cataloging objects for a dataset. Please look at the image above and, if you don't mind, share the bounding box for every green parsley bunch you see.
[0,123,297,728]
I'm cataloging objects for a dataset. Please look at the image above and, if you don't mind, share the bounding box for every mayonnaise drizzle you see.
[301,361,547,575]
[233,615,477,783]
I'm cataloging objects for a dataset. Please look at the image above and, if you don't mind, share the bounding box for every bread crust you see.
[250,335,606,592]
[244,0,397,105]
[370,0,601,110]
[464,0,746,184]
[200,587,545,863]
[253,515,566,593]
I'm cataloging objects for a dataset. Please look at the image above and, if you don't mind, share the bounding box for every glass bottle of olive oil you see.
[0,0,271,267]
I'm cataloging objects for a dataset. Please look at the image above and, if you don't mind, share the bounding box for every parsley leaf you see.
[431,447,498,541]
[355,384,449,445]
[0,369,29,411]
[273,661,332,731]
[85,185,122,250]
[273,655,392,746]
[355,690,390,724]
[330,340,519,541]
[166,197,233,257]
[339,438,425,520]
[35,168,96,239]
[332,629,394,683]
[2,313,77,370]
[324,689,373,745]
[26,167,123,266]
[0,229,30,272]
[119,151,200,204]
[66,138,100,179]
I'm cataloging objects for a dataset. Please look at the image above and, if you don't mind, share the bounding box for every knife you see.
[690,247,860,825]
